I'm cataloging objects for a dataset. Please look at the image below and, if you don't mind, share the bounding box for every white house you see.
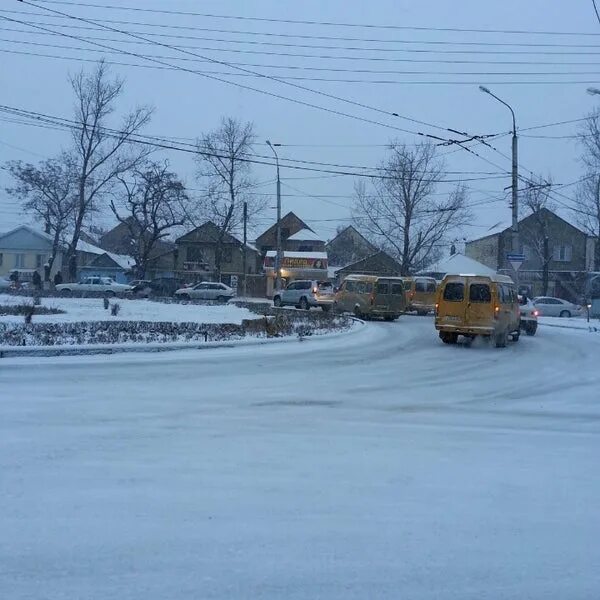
[0,225,63,282]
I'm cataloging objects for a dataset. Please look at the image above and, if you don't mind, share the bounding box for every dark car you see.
[149,277,187,297]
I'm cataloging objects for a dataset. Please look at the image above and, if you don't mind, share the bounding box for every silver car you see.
[533,296,582,318]
[174,281,234,302]
[273,280,334,311]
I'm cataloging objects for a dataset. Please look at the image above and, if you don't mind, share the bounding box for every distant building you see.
[255,211,311,255]
[325,226,378,270]
[334,250,402,284]
[0,225,63,282]
[76,240,134,284]
[465,208,595,300]
[285,228,325,253]
[175,221,260,284]
[418,252,496,281]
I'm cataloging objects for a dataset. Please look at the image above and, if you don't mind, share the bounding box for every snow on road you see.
[1,317,599,599]
[0,293,258,324]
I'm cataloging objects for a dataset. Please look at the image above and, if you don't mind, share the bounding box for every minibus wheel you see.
[494,329,508,348]
[440,331,458,344]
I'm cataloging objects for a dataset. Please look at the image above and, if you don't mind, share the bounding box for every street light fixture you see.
[479,85,519,262]
[266,140,283,292]
[587,87,600,96]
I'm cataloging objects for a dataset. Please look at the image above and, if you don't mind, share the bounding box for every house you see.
[0,225,63,282]
[285,228,326,253]
[99,219,176,266]
[333,250,402,285]
[76,240,134,284]
[175,221,261,284]
[325,226,378,270]
[465,208,595,300]
[419,252,497,281]
[255,211,311,254]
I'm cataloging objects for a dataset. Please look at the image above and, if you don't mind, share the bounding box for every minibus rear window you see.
[376,282,389,295]
[469,284,491,303]
[391,283,404,295]
[443,282,464,301]
[416,280,437,293]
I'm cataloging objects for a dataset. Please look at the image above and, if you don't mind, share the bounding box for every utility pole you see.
[266,140,283,291]
[480,86,520,287]
[480,86,519,253]
[242,201,247,298]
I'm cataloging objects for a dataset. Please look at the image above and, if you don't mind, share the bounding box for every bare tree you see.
[64,60,152,280]
[521,176,554,295]
[5,154,77,278]
[110,161,189,278]
[194,117,265,280]
[578,110,600,270]
[352,142,470,274]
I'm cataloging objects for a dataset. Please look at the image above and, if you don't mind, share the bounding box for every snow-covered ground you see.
[1,317,599,599]
[0,293,258,324]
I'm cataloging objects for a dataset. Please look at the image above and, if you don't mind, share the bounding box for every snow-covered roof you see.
[421,253,496,277]
[266,250,328,259]
[287,228,324,242]
[77,239,135,270]
[0,224,54,244]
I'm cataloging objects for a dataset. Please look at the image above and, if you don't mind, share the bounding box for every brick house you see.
[174,221,260,283]
[466,208,596,300]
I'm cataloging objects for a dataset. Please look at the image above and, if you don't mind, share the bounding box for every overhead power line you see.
[10,35,600,69]
[27,1,600,36]
[8,18,600,53]
[8,47,600,86]
[9,3,462,142]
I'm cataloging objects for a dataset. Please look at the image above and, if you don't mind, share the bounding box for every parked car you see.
[532,296,583,318]
[174,281,234,302]
[273,280,334,311]
[0,277,12,290]
[56,276,133,295]
[334,275,406,320]
[519,295,538,336]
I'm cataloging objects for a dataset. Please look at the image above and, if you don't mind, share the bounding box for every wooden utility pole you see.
[242,201,248,297]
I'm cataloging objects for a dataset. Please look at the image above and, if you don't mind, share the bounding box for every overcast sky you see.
[1,0,598,244]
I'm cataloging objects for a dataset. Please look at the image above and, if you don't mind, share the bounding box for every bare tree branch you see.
[194,117,266,279]
[110,161,189,278]
[352,141,471,274]
[63,60,153,280]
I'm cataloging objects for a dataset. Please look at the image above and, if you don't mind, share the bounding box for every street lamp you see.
[586,87,600,96]
[479,85,519,258]
[266,140,283,292]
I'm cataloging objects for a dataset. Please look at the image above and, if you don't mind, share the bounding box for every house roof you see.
[265,250,328,259]
[337,250,402,273]
[76,239,134,270]
[287,228,324,242]
[0,224,54,245]
[255,211,312,244]
[421,253,496,277]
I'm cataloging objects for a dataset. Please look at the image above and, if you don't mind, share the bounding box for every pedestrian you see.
[32,270,42,290]
[9,270,19,289]
[53,271,63,286]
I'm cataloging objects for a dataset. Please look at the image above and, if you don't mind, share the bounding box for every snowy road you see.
[1,318,599,599]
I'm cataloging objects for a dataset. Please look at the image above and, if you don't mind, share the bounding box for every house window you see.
[36,254,46,269]
[186,246,204,262]
[553,244,572,262]
[0,253,3,266]
[14,254,25,268]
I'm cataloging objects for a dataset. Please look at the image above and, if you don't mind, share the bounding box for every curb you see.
[538,321,599,332]
[0,319,364,358]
